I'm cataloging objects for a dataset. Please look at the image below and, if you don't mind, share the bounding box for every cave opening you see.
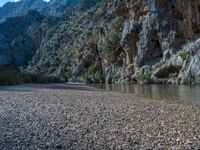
[148,29,163,65]
[155,65,181,79]
[122,23,140,65]
[171,5,175,10]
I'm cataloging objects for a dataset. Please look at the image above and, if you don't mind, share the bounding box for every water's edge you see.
[91,84,200,105]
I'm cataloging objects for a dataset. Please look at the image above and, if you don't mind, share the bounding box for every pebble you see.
[0,83,199,149]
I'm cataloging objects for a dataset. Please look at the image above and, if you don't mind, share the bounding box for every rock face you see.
[177,39,200,84]
[152,51,184,84]
[117,0,200,84]
[0,0,200,84]
[179,52,200,84]
[119,0,200,66]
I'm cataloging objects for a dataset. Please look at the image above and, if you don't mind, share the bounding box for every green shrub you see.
[89,32,99,44]
[112,16,125,30]
[73,29,84,36]
[82,65,95,78]
[136,73,151,81]
[94,71,102,80]
[81,65,103,82]
[179,50,188,60]
[64,70,72,78]
[0,65,22,85]
[23,74,63,84]
[48,67,57,75]
[0,65,64,85]
[21,74,32,83]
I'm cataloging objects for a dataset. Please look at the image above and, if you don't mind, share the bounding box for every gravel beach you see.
[0,83,199,150]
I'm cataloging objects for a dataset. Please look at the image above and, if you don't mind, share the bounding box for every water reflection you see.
[93,84,200,105]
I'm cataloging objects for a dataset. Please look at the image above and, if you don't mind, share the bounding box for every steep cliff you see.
[0,0,200,84]
[119,0,200,65]
[114,0,200,84]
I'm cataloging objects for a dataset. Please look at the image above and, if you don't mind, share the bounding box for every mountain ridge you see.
[0,0,101,22]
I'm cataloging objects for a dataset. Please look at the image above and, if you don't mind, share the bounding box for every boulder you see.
[152,54,184,83]
[178,51,200,85]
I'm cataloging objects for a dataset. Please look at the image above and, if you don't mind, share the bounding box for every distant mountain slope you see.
[0,10,46,66]
[0,0,100,22]
[0,0,47,22]
[0,0,99,66]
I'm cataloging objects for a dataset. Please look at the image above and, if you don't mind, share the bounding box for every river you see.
[92,84,200,105]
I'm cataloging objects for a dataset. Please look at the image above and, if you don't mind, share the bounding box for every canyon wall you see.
[114,0,200,84]
[0,0,200,84]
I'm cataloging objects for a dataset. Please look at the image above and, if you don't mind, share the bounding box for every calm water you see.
[92,84,200,105]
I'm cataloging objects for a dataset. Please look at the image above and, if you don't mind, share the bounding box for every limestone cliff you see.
[112,0,200,84]
[0,0,200,85]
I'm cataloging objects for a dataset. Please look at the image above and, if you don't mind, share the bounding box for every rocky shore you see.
[0,83,199,149]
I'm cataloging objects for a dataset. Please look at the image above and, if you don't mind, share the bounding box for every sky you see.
[0,0,50,7]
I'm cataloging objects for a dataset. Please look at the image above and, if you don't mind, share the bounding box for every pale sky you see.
[0,0,50,7]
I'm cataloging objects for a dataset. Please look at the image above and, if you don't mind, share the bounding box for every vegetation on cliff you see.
[0,0,200,85]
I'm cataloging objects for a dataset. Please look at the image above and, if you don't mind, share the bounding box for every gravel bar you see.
[0,83,199,150]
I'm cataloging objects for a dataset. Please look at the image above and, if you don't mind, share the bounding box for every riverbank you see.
[0,84,199,149]
[0,65,64,86]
